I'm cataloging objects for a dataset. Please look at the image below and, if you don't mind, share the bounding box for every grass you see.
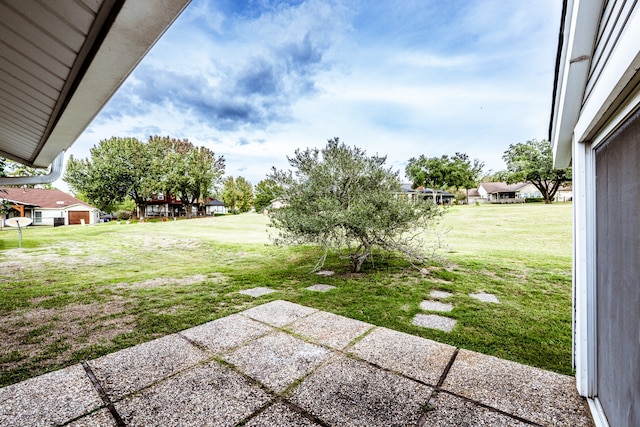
[0,203,573,386]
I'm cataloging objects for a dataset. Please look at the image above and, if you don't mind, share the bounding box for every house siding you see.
[584,0,637,108]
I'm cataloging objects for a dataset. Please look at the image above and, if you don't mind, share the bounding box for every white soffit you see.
[550,0,603,168]
[0,0,190,168]
[574,6,640,146]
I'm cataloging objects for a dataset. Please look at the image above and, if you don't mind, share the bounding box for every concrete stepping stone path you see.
[305,284,335,292]
[315,270,335,277]
[412,314,457,332]
[239,287,276,297]
[419,300,453,312]
[470,292,500,303]
[430,290,453,299]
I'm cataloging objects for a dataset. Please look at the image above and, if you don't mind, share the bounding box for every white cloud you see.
[59,0,562,191]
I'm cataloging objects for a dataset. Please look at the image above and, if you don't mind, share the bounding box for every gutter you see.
[0,151,65,186]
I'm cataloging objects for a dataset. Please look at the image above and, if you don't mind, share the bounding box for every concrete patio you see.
[0,300,593,426]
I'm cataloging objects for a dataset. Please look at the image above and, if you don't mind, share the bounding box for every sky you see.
[58,0,563,189]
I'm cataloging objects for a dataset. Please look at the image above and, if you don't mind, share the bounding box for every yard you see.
[0,203,573,387]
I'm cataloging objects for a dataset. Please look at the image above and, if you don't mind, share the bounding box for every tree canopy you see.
[502,139,571,203]
[221,176,254,213]
[268,138,443,273]
[64,136,224,215]
[405,152,484,200]
[150,136,225,218]
[254,178,282,212]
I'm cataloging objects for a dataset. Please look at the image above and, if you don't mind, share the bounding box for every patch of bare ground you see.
[129,235,201,252]
[0,299,135,373]
[0,243,111,275]
[114,273,225,290]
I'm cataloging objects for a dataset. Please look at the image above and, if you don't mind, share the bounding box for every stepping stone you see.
[470,292,500,303]
[412,314,457,332]
[315,270,335,277]
[239,287,276,297]
[420,300,453,312]
[430,290,453,299]
[306,284,335,292]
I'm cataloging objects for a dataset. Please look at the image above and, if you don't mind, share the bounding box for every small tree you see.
[268,138,444,273]
[254,178,282,212]
[221,176,254,213]
[502,139,571,204]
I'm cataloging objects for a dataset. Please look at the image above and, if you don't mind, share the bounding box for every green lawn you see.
[0,203,573,387]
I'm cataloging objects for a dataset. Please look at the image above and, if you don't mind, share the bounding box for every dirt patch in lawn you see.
[0,244,111,276]
[0,299,135,373]
[114,273,225,290]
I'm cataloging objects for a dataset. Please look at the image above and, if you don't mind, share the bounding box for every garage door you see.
[68,211,90,225]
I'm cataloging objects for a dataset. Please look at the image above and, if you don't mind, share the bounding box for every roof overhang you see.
[0,0,190,169]
[549,0,603,168]
[550,1,640,168]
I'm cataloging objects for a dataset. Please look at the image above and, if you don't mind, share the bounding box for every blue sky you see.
[62,0,562,188]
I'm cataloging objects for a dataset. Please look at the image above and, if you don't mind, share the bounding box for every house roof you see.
[479,182,527,193]
[0,187,95,209]
[467,188,480,197]
[400,184,454,196]
[0,0,190,168]
[205,198,225,206]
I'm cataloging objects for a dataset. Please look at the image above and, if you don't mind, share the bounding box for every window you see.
[35,211,42,223]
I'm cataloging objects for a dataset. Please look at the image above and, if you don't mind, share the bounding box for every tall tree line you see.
[64,136,225,217]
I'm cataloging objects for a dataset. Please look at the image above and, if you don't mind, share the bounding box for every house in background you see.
[550,1,640,425]
[1,188,99,226]
[478,182,535,203]
[204,198,227,215]
[399,184,456,204]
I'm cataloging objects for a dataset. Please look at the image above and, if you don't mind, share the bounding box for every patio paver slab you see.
[290,354,433,427]
[241,300,317,327]
[442,349,593,426]
[244,402,321,426]
[288,310,373,350]
[412,313,457,332]
[67,408,118,427]
[350,326,456,385]
[115,361,271,427]
[0,364,103,427]
[240,287,276,297]
[223,331,331,392]
[87,333,208,400]
[421,392,530,426]
[180,314,273,354]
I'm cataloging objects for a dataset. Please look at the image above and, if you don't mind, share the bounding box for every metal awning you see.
[0,0,190,169]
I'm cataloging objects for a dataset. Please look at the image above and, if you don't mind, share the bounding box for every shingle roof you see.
[479,182,527,193]
[0,188,95,209]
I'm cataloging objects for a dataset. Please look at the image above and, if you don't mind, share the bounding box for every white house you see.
[1,187,100,226]
[550,1,640,425]
[477,182,531,203]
